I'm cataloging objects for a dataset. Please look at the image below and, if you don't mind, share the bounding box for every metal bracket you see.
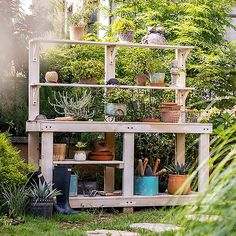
[109,46,116,65]
[32,43,40,62]
[32,85,40,105]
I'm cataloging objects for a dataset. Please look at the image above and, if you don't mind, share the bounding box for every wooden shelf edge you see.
[69,193,198,208]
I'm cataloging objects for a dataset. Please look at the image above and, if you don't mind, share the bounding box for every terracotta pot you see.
[80,78,97,84]
[160,110,180,123]
[135,74,149,86]
[150,82,166,87]
[167,174,191,195]
[143,118,160,122]
[45,71,58,83]
[69,26,85,41]
[53,144,67,161]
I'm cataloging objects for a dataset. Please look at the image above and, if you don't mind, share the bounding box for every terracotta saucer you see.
[143,118,160,122]
[90,151,113,156]
[89,155,113,161]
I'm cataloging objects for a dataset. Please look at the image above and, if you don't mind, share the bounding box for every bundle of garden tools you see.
[135,158,166,177]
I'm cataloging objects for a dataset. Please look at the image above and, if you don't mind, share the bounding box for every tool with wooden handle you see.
[154,168,167,176]
[153,158,160,173]
[138,159,145,177]
[143,158,149,173]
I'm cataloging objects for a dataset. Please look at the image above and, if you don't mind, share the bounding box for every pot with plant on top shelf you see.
[112,18,135,43]
[165,162,191,195]
[74,141,87,161]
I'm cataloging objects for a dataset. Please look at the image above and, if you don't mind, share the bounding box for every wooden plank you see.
[31,38,194,50]
[123,133,135,196]
[28,132,40,168]
[69,193,198,208]
[105,46,116,81]
[41,132,53,185]
[176,134,185,165]
[31,83,194,91]
[198,134,210,193]
[26,121,213,134]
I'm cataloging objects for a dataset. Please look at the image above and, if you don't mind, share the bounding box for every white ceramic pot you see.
[74,151,86,161]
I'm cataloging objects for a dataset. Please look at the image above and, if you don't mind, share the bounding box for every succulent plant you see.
[75,141,87,151]
[165,162,190,175]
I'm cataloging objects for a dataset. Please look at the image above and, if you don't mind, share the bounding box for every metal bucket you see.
[69,174,78,197]
[134,176,159,195]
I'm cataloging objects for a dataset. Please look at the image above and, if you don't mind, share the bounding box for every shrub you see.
[0,133,34,186]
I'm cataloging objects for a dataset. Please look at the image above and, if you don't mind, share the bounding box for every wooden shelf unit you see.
[27,39,211,210]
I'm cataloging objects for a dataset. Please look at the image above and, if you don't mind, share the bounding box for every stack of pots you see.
[160,102,181,123]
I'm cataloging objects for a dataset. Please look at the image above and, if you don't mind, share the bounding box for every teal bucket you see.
[69,174,78,197]
[134,176,159,195]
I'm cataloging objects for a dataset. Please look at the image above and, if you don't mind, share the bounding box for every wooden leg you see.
[176,133,185,165]
[41,132,53,185]
[28,132,40,168]
[198,134,210,193]
[123,133,134,196]
[104,133,115,192]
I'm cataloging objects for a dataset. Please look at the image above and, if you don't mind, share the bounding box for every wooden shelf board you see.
[69,192,198,208]
[31,83,194,91]
[30,38,194,50]
[26,121,212,134]
[53,160,124,168]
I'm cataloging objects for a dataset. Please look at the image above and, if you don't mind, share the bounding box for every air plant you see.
[49,90,94,120]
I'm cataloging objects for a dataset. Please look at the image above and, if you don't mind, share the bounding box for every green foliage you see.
[1,184,29,219]
[75,141,87,151]
[71,60,104,82]
[0,133,34,186]
[29,179,61,202]
[68,13,85,26]
[111,17,135,34]
[165,162,190,175]
[104,89,130,104]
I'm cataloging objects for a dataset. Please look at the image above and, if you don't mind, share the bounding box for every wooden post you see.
[104,45,117,192]
[28,41,40,166]
[41,132,54,185]
[176,133,185,165]
[122,133,134,196]
[198,134,210,193]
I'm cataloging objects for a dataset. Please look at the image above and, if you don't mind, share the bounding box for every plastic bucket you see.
[69,174,78,197]
[134,176,159,195]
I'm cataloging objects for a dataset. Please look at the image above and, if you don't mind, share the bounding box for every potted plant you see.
[68,13,86,41]
[74,141,87,161]
[147,58,166,86]
[71,60,104,84]
[49,90,94,120]
[104,89,130,117]
[165,162,191,195]
[28,179,61,218]
[111,18,135,43]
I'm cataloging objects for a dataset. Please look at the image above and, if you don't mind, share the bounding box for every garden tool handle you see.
[143,158,149,174]
[153,158,160,173]
[138,159,145,177]
[154,168,167,176]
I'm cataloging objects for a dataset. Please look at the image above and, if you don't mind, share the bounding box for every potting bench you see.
[26,39,212,211]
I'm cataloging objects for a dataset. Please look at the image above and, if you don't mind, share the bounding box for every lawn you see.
[0,208,179,236]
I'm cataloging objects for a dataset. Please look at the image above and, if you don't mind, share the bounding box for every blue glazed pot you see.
[134,176,159,195]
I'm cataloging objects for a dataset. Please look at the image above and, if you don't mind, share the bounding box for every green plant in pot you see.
[74,141,87,161]
[165,162,191,195]
[147,58,166,86]
[49,90,94,120]
[68,13,86,41]
[28,179,61,218]
[104,89,130,117]
[71,60,104,84]
[112,18,135,43]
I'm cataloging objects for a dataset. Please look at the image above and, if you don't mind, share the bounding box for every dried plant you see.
[49,90,94,120]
